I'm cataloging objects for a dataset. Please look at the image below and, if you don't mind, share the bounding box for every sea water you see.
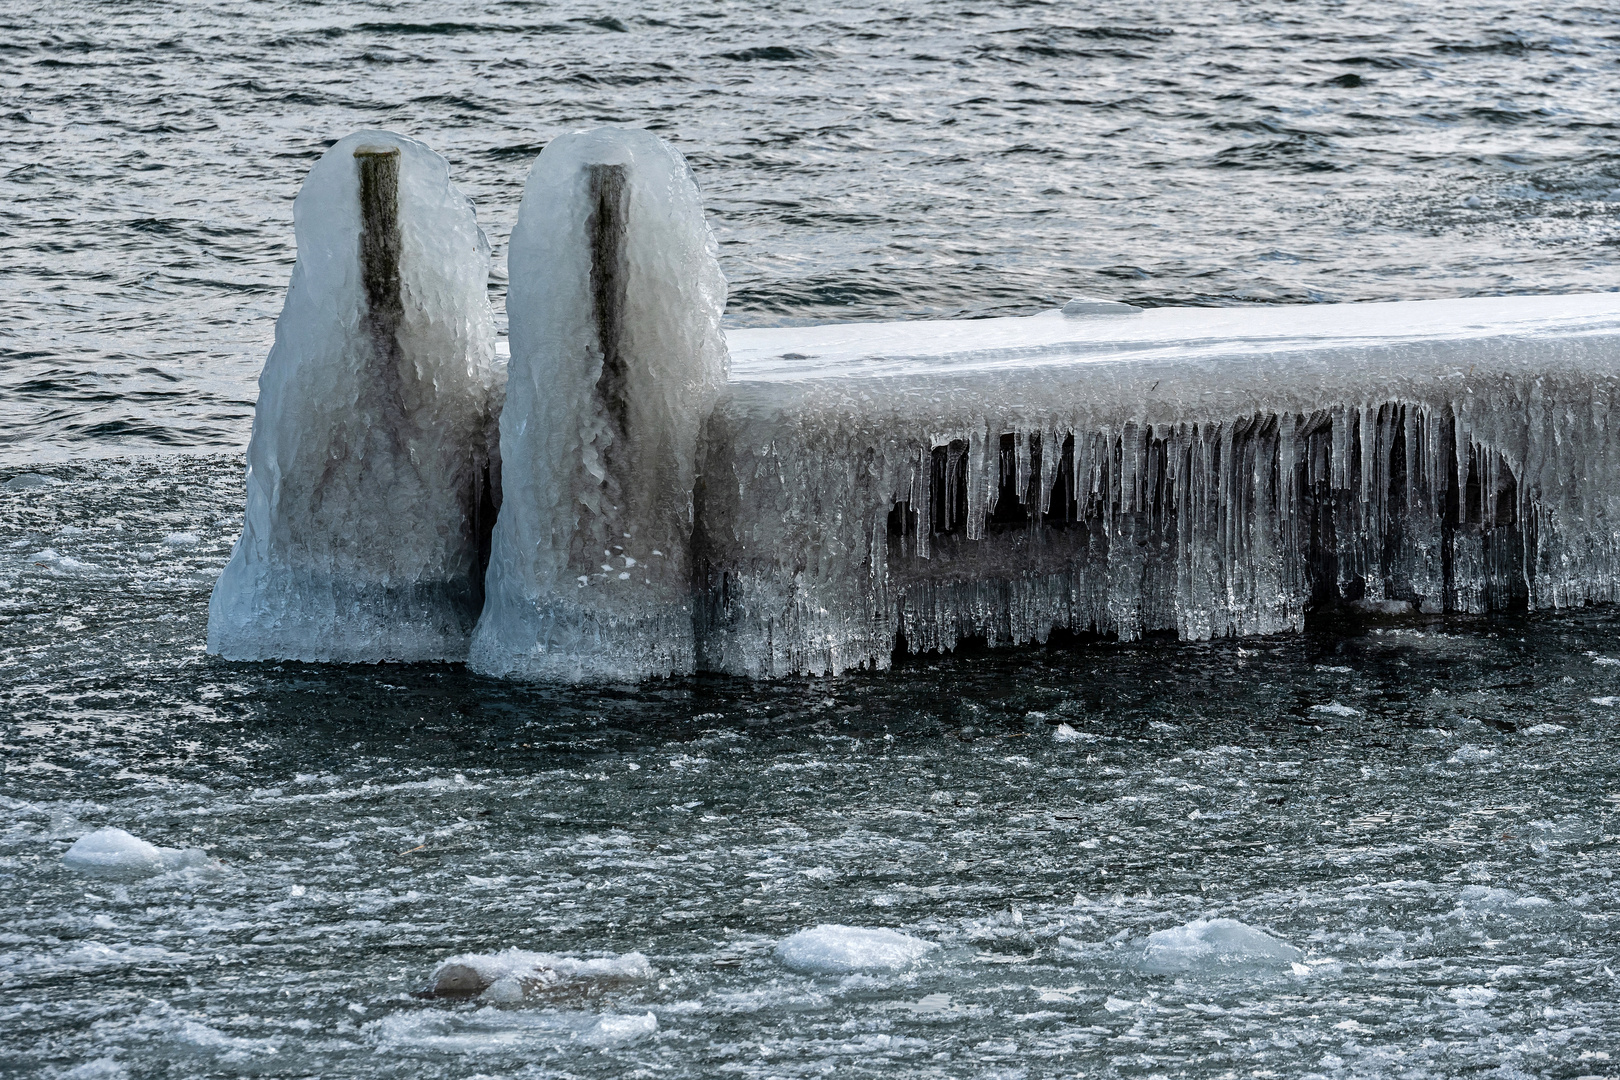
[3,459,1619,1077]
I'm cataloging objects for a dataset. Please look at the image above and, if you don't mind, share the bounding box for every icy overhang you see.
[695,293,1620,678]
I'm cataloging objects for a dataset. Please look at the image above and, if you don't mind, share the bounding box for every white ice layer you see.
[63,828,208,876]
[472,127,727,681]
[209,130,502,663]
[697,293,1620,676]
[775,925,939,973]
[1139,918,1303,971]
[429,948,654,1001]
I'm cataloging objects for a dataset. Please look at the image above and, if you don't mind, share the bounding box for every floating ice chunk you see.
[62,828,209,876]
[161,532,199,548]
[1139,918,1303,971]
[208,130,502,664]
[428,948,653,1000]
[1310,702,1360,717]
[57,1057,127,1080]
[27,548,100,575]
[1522,722,1566,735]
[471,127,727,682]
[581,1012,658,1046]
[3,473,52,490]
[1447,985,1497,1005]
[366,1006,655,1053]
[1456,884,1551,910]
[1052,723,1095,743]
[775,925,938,974]
[1061,295,1142,317]
[1590,696,1620,706]
[1460,195,1484,209]
[1447,744,1496,764]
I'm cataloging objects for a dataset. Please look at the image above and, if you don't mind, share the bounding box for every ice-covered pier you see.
[703,293,1620,676]
[207,127,1620,681]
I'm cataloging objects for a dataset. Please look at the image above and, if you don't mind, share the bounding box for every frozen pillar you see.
[207,131,503,663]
[469,127,728,682]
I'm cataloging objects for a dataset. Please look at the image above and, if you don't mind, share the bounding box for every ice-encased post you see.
[207,131,503,663]
[469,128,728,682]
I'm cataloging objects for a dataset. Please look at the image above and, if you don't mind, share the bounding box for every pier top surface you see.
[725,293,1620,386]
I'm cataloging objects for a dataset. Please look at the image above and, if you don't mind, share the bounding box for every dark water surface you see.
[3,457,1619,1079]
[4,0,1620,461]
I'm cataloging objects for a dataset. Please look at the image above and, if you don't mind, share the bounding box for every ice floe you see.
[62,828,209,876]
[1138,918,1303,971]
[775,925,938,974]
[428,947,653,1001]
[366,1006,657,1053]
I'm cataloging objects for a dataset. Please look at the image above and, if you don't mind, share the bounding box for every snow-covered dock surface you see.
[701,294,1620,676]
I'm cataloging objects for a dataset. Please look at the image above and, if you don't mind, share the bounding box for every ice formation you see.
[775,925,938,973]
[470,127,727,681]
[428,948,653,1000]
[208,130,501,663]
[62,828,208,876]
[697,292,1620,676]
[1139,918,1303,971]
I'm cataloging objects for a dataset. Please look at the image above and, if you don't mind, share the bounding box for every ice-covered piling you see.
[470,128,727,682]
[208,131,502,663]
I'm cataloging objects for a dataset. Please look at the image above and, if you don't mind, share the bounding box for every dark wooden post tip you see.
[586,163,630,438]
[355,146,404,362]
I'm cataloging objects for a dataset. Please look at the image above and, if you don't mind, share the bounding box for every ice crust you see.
[697,293,1620,676]
[429,948,654,1001]
[63,828,208,876]
[471,127,727,682]
[1139,918,1303,970]
[775,925,938,973]
[208,130,502,663]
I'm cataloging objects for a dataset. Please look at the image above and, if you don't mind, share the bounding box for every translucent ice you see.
[1139,918,1303,971]
[208,130,501,663]
[63,828,208,876]
[775,925,938,973]
[428,948,653,1000]
[471,127,727,682]
[698,293,1620,676]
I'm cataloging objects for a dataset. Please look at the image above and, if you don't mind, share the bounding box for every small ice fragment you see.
[1590,696,1620,706]
[1310,702,1360,717]
[428,948,653,1000]
[1448,985,1497,1005]
[583,1012,658,1046]
[1139,918,1303,971]
[1522,723,1565,735]
[1447,744,1496,764]
[62,828,208,876]
[1591,657,1620,667]
[1315,664,1352,673]
[1061,296,1142,317]
[1460,195,1484,209]
[161,532,199,547]
[775,925,938,974]
[1147,721,1178,733]
[1102,995,1140,1012]
[1052,723,1094,743]
[3,473,52,490]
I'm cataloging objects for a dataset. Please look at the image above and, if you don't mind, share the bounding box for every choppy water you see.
[4,0,1620,461]
[5,457,1620,1078]
[6,3,1620,1076]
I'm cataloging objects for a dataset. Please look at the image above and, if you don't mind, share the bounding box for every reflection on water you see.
[3,456,1618,1076]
